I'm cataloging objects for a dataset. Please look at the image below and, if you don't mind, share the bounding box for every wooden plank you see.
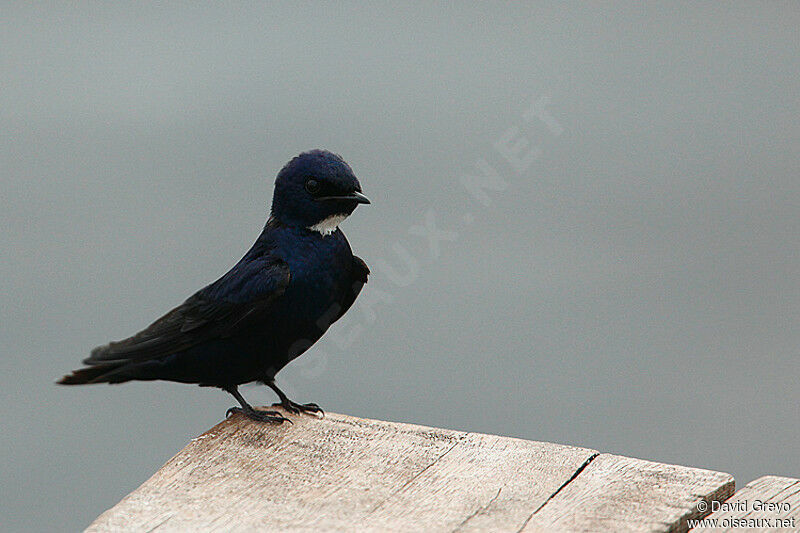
[86,409,598,532]
[86,410,736,532]
[521,454,734,533]
[690,475,800,532]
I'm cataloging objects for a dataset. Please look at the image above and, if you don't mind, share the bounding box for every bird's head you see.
[270,150,369,235]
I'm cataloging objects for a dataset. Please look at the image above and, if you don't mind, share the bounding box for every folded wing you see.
[82,256,291,366]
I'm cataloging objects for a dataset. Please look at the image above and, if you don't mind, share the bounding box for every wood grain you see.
[690,475,800,532]
[521,454,734,533]
[86,409,733,532]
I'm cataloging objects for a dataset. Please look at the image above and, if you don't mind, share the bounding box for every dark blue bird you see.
[59,150,370,423]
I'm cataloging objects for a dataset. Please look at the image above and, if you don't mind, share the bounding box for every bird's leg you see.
[224,385,290,424]
[267,381,324,416]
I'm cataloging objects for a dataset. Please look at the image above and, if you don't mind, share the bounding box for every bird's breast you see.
[273,232,353,334]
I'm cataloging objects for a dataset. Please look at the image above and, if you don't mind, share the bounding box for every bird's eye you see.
[305,179,320,194]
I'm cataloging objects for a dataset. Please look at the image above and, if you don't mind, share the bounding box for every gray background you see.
[2,3,798,531]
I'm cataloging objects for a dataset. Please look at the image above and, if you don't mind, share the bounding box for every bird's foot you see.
[272,400,324,417]
[226,406,291,424]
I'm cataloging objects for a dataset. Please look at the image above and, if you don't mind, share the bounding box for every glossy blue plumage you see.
[60,150,369,420]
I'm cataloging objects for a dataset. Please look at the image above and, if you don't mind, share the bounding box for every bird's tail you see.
[57,363,128,385]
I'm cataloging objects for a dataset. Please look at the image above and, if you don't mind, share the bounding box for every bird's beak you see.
[348,191,371,204]
[317,191,371,204]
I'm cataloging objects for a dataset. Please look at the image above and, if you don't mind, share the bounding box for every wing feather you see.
[83,257,290,365]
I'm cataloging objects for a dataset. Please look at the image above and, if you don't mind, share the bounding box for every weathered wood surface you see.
[690,475,800,532]
[523,454,733,533]
[87,409,733,532]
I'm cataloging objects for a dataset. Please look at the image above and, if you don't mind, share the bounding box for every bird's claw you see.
[226,407,291,424]
[272,400,324,417]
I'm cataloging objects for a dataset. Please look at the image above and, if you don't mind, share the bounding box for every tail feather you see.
[57,363,127,385]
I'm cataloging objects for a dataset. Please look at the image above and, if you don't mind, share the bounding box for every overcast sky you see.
[2,3,799,531]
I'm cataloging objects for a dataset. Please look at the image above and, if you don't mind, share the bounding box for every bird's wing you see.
[333,255,369,323]
[83,257,291,365]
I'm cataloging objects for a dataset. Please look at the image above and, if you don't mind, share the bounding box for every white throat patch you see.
[309,213,348,236]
